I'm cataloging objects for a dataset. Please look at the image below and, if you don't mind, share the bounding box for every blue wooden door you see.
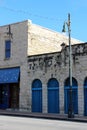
[72,89,78,113]
[0,84,9,109]
[65,89,69,114]
[32,79,42,112]
[84,88,87,116]
[64,78,78,114]
[84,78,87,116]
[48,78,59,113]
[65,89,78,114]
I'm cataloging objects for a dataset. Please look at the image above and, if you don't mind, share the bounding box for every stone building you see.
[28,42,87,117]
[0,20,87,117]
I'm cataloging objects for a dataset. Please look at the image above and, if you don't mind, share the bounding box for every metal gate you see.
[32,79,42,112]
[64,77,78,114]
[48,78,59,113]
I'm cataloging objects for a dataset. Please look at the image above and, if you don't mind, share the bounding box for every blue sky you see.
[0,0,87,42]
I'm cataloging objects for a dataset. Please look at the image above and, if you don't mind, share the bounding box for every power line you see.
[0,6,63,22]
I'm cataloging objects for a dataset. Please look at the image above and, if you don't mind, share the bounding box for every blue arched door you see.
[32,79,42,112]
[84,77,87,116]
[64,77,78,114]
[48,78,59,113]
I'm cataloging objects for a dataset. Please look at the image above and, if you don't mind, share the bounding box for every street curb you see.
[0,110,87,123]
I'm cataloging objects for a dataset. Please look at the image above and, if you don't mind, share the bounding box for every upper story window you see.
[5,40,11,59]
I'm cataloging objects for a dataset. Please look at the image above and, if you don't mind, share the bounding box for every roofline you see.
[0,20,29,27]
[28,51,61,58]
[28,42,87,58]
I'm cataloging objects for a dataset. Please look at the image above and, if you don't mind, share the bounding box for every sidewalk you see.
[0,110,87,123]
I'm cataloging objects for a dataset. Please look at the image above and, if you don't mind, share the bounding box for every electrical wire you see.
[0,5,63,22]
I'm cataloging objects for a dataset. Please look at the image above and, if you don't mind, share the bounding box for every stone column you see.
[59,81,64,114]
[42,81,47,113]
[78,80,84,116]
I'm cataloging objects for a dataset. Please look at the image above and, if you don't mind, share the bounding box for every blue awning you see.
[0,67,20,83]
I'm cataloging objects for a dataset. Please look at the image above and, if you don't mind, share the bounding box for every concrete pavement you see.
[0,110,87,123]
[1,115,87,130]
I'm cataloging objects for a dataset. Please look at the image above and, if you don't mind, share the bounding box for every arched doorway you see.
[64,77,78,114]
[32,79,42,112]
[47,78,59,113]
[84,77,87,116]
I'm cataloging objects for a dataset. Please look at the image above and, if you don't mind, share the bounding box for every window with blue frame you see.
[5,40,11,59]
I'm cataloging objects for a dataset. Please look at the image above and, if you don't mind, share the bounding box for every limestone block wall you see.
[0,20,28,65]
[0,20,29,110]
[0,20,85,113]
[27,42,87,115]
[27,51,69,113]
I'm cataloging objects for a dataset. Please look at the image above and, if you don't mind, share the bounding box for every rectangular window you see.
[5,40,11,59]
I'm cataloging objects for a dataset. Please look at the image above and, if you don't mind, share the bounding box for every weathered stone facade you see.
[0,20,29,110]
[27,42,87,116]
[0,20,86,117]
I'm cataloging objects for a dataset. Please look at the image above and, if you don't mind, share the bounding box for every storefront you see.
[0,67,20,109]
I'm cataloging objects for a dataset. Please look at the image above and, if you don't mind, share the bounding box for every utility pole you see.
[62,13,74,118]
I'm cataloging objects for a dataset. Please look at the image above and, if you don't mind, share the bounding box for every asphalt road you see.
[0,115,87,130]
